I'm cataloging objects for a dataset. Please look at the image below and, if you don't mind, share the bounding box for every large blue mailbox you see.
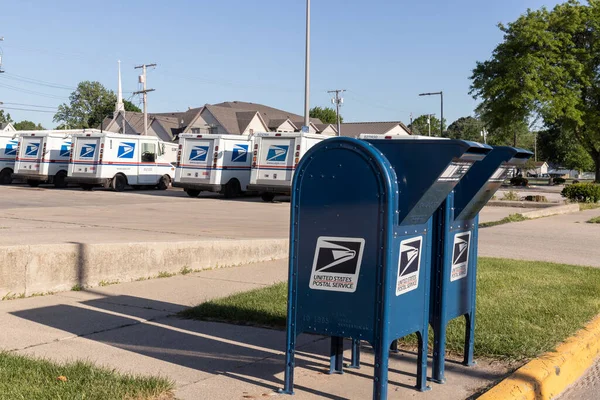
[283,136,490,399]
[429,146,533,384]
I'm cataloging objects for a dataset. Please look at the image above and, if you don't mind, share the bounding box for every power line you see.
[1,72,75,90]
[0,106,56,113]
[0,102,58,109]
[0,82,68,100]
[133,63,156,136]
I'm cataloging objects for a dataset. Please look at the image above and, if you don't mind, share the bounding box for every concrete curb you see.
[0,239,289,297]
[478,314,600,400]
[520,204,579,219]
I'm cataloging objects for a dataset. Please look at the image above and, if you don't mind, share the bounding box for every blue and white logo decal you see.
[266,145,289,162]
[231,144,248,162]
[79,143,96,158]
[4,140,18,156]
[189,146,209,163]
[25,143,40,157]
[59,142,71,157]
[117,142,136,159]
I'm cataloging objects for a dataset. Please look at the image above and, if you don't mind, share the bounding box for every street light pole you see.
[419,91,443,137]
[303,0,310,129]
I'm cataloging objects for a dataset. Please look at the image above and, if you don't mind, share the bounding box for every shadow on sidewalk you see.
[9,294,340,397]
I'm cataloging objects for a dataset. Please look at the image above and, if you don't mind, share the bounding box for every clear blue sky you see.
[0,0,563,128]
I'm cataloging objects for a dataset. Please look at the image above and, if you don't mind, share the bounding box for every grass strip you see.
[0,353,173,400]
[180,257,600,361]
[478,213,527,228]
[588,216,600,223]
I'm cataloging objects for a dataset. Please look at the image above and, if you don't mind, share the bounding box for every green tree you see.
[445,116,483,141]
[309,106,341,124]
[470,1,600,182]
[13,120,44,131]
[409,114,445,136]
[0,110,13,124]
[538,125,595,172]
[54,81,141,129]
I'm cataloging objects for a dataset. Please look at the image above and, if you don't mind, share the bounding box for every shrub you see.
[502,190,520,201]
[553,177,566,184]
[573,180,580,184]
[510,176,528,187]
[561,183,600,203]
[524,195,548,202]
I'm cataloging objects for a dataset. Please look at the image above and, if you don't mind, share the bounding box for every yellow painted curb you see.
[478,314,600,400]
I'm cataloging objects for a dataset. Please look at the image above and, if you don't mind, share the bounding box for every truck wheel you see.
[81,184,94,191]
[261,192,275,202]
[111,174,127,192]
[224,179,241,199]
[27,180,40,188]
[0,168,12,185]
[185,189,201,198]
[53,171,68,189]
[157,175,170,190]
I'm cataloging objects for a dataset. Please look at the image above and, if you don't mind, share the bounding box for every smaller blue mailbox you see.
[429,146,533,384]
[283,136,490,399]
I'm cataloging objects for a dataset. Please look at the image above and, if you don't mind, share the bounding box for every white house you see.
[339,121,411,138]
[0,122,15,132]
[527,161,549,177]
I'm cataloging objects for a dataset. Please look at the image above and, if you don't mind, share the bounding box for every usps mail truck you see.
[13,130,98,188]
[67,132,177,191]
[173,133,253,198]
[248,132,328,201]
[0,132,21,184]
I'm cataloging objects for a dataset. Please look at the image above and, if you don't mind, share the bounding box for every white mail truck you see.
[248,132,328,201]
[173,133,253,198]
[13,130,95,188]
[67,132,177,191]
[0,131,21,184]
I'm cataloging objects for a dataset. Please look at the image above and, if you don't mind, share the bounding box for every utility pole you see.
[303,0,311,130]
[426,113,435,136]
[410,112,413,134]
[419,91,444,137]
[0,37,5,74]
[133,63,156,135]
[328,89,345,136]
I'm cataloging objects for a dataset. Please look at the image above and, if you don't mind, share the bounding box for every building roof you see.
[314,123,337,134]
[533,161,548,167]
[203,105,266,135]
[151,116,183,140]
[213,101,322,128]
[339,121,411,138]
[0,122,12,130]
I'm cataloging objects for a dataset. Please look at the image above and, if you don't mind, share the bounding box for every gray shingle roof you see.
[213,101,322,128]
[339,121,410,138]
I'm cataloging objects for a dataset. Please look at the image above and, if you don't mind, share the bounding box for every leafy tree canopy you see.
[13,120,44,131]
[445,116,483,142]
[309,106,341,124]
[409,114,445,136]
[54,81,141,129]
[470,0,600,181]
[0,110,13,124]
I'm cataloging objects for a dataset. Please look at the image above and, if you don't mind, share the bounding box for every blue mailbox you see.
[283,136,490,399]
[429,146,533,384]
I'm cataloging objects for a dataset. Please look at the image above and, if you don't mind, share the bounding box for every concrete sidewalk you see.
[0,260,511,400]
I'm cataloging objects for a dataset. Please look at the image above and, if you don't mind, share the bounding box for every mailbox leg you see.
[329,336,344,374]
[349,339,361,369]
[463,312,476,366]
[281,333,296,395]
[416,331,432,392]
[373,342,390,400]
[431,320,447,384]
[390,339,399,353]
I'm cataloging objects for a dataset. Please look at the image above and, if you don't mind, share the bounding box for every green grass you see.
[588,216,600,223]
[0,353,173,400]
[180,257,600,361]
[580,203,600,211]
[479,213,527,228]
